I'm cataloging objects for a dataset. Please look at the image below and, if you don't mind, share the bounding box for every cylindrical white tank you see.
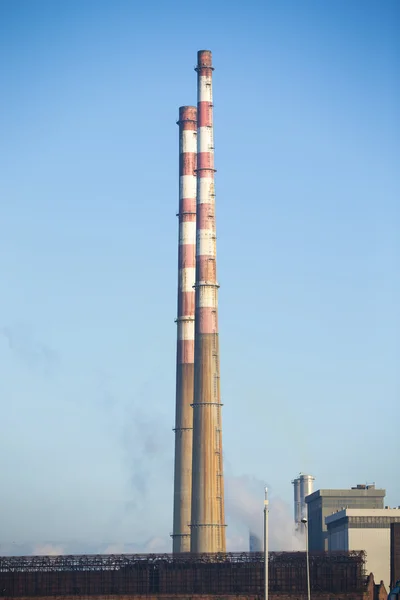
[292,477,301,524]
[299,473,315,520]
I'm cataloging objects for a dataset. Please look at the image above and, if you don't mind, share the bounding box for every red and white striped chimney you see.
[190,50,226,553]
[172,106,197,553]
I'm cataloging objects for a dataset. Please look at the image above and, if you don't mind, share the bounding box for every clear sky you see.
[0,0,399,555]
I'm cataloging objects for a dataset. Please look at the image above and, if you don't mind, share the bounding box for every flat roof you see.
[326,508,400,525]
[306,488,386,503]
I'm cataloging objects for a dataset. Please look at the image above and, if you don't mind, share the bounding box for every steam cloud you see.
[225,474,305,551]
[0,537,171,557]
[122,400,173,514]
[1,323,58,374]
[1,326,303,555]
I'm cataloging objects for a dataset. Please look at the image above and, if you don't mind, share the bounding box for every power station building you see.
[0,551,376,599]
[306,484,386,551]
[391,523,400,590]
[326,507,400,590]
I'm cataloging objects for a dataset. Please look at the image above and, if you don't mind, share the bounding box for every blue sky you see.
[0,0,399,554]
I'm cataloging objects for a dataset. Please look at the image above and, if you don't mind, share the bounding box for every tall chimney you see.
[172,106,197,553]
[190,50,226,553]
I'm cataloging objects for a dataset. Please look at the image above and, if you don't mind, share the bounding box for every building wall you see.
[0,594,380,600]
[329,524,349,551]
[306,488,385,551]
[391,523,400,589]
[0,552,369,599]
[348,528,390,589]
[326,510,400,590]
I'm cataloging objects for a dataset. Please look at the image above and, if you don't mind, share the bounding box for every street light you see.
[301,517,311,600]
[264,487,269,600]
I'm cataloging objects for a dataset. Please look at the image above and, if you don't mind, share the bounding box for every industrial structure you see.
[0,551,368,598]
[306,484,386,551]
[171,49,225,555]
[293,476,301,526]
[326,507,400,590]
[172,105,197,553]
[190,49,226,554]
[391,523,400,590]
[292,473,315,531]
[0,48,397,600]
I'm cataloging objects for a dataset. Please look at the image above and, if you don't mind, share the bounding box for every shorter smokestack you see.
[292,477,301,527]
[172,105,197,553]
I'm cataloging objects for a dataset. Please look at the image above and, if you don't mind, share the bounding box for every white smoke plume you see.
[1,323,59,374]
[99,536,169,555]
[32,544,65,556]
[0,537,172,557]
[225,474,305,551]
[122,403,173,513]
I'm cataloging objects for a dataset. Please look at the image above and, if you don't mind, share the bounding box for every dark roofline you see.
[305,488,386,503]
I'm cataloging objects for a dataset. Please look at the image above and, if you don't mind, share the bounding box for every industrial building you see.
[326,508,400,590]
[391,523,400,590]
[0,551,375,599]
[306,484,386,551]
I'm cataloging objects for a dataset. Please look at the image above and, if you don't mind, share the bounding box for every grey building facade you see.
[391,523,400,590]
[305,484,385,551]
[326,508,400,589]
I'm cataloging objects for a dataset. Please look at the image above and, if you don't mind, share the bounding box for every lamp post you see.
[301,517,311,600]
[264,487,269,600]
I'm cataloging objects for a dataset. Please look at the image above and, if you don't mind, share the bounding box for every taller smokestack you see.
[190,49,226,553]
[172,106,197,553]
[299,473,314,520]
